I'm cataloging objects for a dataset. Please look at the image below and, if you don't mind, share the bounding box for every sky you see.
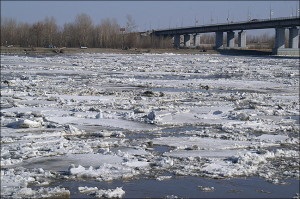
[1,1,299,32]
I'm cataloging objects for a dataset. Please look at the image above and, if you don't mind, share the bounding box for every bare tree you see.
[42,17,58,47]
[99,18,121,48]
[1,17,17,46]
[30,21,44,47]
[17,22,31,47]
[1,13,177,49]
[125,14,137,33]
[201,33,215,44]
[124,14,138,48]
[74,13,94,47]
[247,33,274,49]
[93,24,103,47]
[62,23,76,47]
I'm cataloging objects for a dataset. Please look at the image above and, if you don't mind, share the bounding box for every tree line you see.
[1,13,275,50]
[1,13,172,49]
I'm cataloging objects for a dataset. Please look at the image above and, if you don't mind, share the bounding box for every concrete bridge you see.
[149,17,300,55]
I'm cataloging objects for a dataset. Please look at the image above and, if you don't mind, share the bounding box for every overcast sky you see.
[1,1,299,31]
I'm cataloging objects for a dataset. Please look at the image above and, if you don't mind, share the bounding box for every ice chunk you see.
[156,175,172,181]
[257,134,289,143]
[97,131,113,137]
[79,186,125,198]
[155,157,174,167]
[16,188,34,197]
[68,164,86,176]
[95,110,104,119]
[66,124,87,135]
[6,119,42,128]
[78,186,99,194]
[96,187,125,198]
[198,186,215,192]
[34,187,70,198]
[68,163,138,181]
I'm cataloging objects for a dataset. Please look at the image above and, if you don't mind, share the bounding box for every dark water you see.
[48,176,299,198]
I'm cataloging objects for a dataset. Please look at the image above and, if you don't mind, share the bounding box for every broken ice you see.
[1,53,299,198]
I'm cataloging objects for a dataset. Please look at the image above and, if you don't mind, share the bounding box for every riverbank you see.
[0,46,218,55]
[3,46,292,57]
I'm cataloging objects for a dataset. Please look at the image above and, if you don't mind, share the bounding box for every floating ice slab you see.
[45,116,157,131]
[153,136,256,150]
[164,149,248,158]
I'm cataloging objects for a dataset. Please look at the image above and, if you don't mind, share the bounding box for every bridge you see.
[149,17,300,55]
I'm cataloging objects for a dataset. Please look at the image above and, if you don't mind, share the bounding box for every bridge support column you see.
[215,32,223,49]
[194,34,201,47]
[227,31,235,48]
[184,34,191,47]
[274,28,285,49]
[289,27,299,48]
[174,34,181,48]
[238,30,246,48]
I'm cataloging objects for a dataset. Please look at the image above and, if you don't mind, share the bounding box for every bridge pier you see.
[273,27,287,55]
[184,34,191,47]
[274,28,286,49]
[238,30,246,48]
[274,27,300,55]
[215,32,223,49]
[289,27,299,48]
[173,34,181,48]
[227,31,235,48]
[194,34,201,47]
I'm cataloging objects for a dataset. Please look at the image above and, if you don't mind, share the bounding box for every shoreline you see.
[0,46,218,55]
[1,46,278,56]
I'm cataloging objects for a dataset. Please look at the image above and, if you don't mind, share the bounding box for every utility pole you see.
[297,8,300,17]
[269,4,274,19]
[247,7,251,21]
[227,10,230,24]
[169,17,172,29]
[194,16,198,26]
[181,16,183,27]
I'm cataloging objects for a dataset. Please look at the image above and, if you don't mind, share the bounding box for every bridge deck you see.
[152,17,300,36]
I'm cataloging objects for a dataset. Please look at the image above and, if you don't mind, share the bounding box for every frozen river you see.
[1,53,299,198]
